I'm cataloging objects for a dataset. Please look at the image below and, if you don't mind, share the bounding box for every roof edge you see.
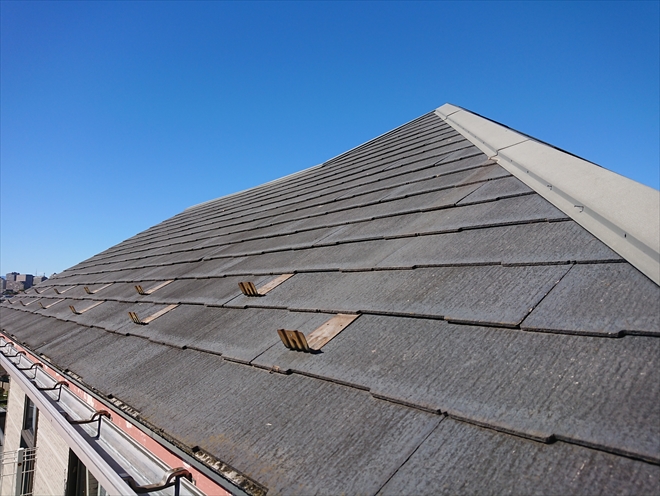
[184,163,324,212]
[436,103,660,286]
[186,111,434,213]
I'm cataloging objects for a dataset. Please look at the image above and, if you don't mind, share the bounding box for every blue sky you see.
[1,1,658,277]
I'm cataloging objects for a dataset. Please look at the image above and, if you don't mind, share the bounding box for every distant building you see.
[3,273,46,293]
[5,272,29,292]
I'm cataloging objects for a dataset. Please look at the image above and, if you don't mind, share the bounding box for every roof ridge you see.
[436,103,660,285]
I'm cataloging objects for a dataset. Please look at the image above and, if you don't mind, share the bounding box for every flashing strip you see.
[435,103,660,285]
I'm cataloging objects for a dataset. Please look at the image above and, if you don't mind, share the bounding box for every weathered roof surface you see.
[2,108,659,495]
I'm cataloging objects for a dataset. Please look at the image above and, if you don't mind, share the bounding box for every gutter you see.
[0,337,219,496]
[436,103,660,286]
[0,344,136,496]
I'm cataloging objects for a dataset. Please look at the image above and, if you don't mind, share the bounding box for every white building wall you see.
[1,379,71,496]
[0,381,25,496]
[32,413,69,496]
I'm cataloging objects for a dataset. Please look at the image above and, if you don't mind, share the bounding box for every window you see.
[20,396,38,449]
[0,367,10,446]
[15,395,39,495]
[65,450,107,496]
[0,447,37,496]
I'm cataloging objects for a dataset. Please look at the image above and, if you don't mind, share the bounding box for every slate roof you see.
[2,108,659,495]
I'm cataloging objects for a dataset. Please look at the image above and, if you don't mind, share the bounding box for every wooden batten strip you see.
[142,304,178,323]
[39,299,64,310]
[70,301,104,315]
[147,280,174,294]
[135,280,174,296]
[258,274,294,295]
[130,304,179,325]
[84,283,113,295]
[53,286,75,295]
[306,314,360,350]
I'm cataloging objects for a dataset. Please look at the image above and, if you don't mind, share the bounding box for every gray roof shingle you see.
[2,108,658,495]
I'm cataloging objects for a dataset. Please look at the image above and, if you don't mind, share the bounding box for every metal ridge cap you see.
[436,103,660,285]
[436,103,603,166]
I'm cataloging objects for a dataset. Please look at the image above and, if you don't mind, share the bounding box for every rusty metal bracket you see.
[3,350,25,361]
[65,409,112,437]
[121,467,193,495]
[278,314,360,353]
[135,280,174,296]
[129,304,178,325]
[17,362,43,372]
[38,380,69,391]
[239,273,294,297]
[37,380,69,400]
[17,361,43,379]
[67,409,112,425]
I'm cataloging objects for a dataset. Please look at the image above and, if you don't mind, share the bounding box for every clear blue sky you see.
[1,1,658,277]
